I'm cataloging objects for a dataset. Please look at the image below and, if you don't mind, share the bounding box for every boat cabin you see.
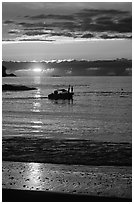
[48,87,74,100]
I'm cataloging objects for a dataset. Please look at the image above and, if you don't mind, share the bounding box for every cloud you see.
[24,31,49,36]
[3,7,132,41]
[8,31,18,35]
[8,29,21,35]
[23,27,53,31]
[74,9,131,34]
[44,21,78,31]
[19,38,55,42]
[18,22,46,28]
[117,17,132,32]
[49,32,74,38]
[3,20,15,25]
[100,34,132,39]
[76,8,129,18]
[81,33,94,38]
[44,59,132,76]
[29,14,74,21]
[23,30,74,38]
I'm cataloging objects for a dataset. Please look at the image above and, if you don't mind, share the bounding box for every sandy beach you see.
[2,161,132,201]
[2,137,132,201]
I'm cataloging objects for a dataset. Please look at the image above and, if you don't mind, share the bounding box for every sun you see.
[33,68,42,73]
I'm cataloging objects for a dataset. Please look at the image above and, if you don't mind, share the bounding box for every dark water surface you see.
[2,137,131,166]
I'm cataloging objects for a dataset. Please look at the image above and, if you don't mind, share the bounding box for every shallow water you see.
[2,76,132,143]
[2,137,131,166]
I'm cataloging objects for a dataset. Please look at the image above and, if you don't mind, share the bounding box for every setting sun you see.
[33,68,42,73]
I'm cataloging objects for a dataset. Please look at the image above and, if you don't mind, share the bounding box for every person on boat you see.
[71,86,73,93]
[68,85,70,93]
[54,90,58,94]
[120,88,123,96]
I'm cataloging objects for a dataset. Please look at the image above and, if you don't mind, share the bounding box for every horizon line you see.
[2,58,132,63]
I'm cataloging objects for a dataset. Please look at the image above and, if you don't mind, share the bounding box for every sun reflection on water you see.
[34,76,42,84]
[31,120,43,133]
[31,88,43,133]
[32,89,41,112]
[33,101,41,112]
[35,88,41,99]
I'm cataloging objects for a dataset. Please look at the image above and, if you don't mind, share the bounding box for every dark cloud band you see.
[3,8,132,41]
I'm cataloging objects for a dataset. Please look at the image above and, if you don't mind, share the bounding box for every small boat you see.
[48,88,74,100]
[120,88,128,98]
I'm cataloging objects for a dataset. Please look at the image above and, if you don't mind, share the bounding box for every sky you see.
[2,2,132,61]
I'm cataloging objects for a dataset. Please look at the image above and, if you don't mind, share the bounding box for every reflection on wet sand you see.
[2,161,132,199]
[24,163,44,190]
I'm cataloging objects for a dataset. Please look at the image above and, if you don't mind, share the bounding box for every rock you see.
[2,66,16,77]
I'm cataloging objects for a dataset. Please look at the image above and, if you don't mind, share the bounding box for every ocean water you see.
[2,76,132,143]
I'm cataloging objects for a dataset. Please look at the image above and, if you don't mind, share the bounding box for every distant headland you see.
[2,65,37,91]
[2,65,16,77]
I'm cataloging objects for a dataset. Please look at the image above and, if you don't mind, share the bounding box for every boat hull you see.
[48,92,74,100]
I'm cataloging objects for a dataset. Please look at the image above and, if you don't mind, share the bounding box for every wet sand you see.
[2,161,132,202]
[2,137,132,201]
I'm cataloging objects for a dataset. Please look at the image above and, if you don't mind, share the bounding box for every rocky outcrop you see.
[2,66,16,77]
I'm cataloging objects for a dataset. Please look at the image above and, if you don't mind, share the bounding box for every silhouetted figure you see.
[54,90,58,94]
[71,86,73,93]
[68,85,70,93]
[120,88,124,95]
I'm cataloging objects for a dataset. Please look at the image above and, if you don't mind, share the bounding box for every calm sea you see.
[2,76,132,143]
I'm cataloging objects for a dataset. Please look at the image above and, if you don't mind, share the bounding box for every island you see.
[2,66,36,91]
[2,84,37,91]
